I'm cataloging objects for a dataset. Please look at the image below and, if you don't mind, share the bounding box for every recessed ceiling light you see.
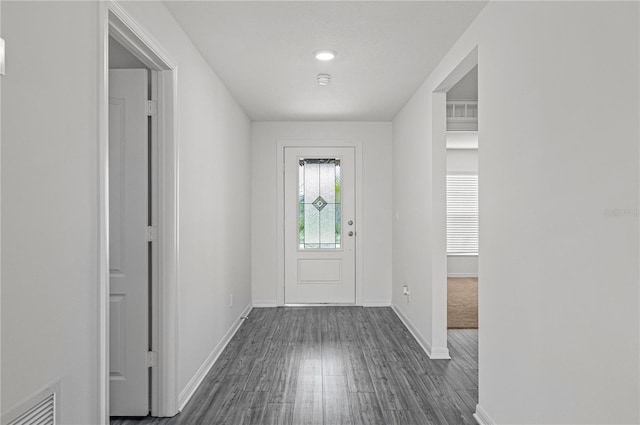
[316,74,331,86]
[314,50,336,61]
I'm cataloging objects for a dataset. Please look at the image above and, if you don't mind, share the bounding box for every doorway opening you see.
[99,2,179,421]
[108,41,153,417]
[445,66,478,331]
[443,65,479,393]
[430,47,478,360]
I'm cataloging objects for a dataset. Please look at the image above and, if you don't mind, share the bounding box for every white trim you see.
[107,1,176,70]
[286,303,356,307]
[276,139,364,307]
[97,4,110,423]
[430,346,452,360]
[391,304,451,360]
[362,301,392,307]
[0,4,2,417]
[447,273,478,278]
[252,301,278,308]
[154,64,180,419]
[149,69,160,417]
[101,1,180,418]
[178,303,253,411]
[473,405,495,425]
[431,91,449,355]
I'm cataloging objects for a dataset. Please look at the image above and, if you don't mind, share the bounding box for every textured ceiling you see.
[163,1,488,121]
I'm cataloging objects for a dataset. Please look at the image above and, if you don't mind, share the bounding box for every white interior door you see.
[284,147,356,304]
[109,69,149,416]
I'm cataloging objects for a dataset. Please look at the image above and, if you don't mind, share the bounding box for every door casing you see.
[276,139,363,306]
[99,1,180,421]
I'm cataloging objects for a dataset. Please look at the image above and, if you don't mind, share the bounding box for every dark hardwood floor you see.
[111,307,478,425]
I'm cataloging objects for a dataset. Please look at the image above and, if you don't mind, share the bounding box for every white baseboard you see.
[430,346,452,359]
[447,273,478,278]
[391,304,451,360]
[252,301,391,307]
[363,300,391,307]
[252,301,277,307]
[178,302,253,410]
[473,404,495,425]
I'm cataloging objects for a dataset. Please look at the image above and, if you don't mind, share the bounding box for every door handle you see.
[348,231,354,237]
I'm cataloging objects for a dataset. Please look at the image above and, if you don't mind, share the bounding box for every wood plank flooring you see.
[111,307,478,425]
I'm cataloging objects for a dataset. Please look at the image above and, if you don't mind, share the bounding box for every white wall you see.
[109,36,146,69]
[446,148,477,173]
[1,1,252,423]
[447,65,478,101]
[251,122,392,306]
[447,147,478,277]
[117,1,252,399]
[1,2,101,423]
[447,256,477,278]
[393,2,639,424]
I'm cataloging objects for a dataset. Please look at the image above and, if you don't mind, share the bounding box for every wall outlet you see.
[229,293,233,308]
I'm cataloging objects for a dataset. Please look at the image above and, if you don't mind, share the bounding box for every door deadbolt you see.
[348,220,353,225]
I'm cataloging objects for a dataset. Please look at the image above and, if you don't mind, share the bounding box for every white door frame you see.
[431,47,478,359]
[0,4,3,418]
[99,1,180,421]
[276,139,363,306]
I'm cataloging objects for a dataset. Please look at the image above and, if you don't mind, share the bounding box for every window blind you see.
[446,174,478,255]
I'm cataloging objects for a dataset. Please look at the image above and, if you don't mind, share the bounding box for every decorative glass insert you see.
[311,196,328,211]
[298,158,341,249]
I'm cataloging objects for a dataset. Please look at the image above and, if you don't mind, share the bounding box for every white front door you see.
[284,147,356,304]
[109,69,150,416]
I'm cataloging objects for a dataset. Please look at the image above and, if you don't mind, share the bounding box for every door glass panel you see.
[299,158,341,249]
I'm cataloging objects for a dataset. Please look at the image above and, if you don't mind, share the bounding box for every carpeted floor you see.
[447,277,478,329]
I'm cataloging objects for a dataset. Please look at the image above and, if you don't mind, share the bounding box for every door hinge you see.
[146,226,157,242]
[146,100,157,117]
[146,351,158,368]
